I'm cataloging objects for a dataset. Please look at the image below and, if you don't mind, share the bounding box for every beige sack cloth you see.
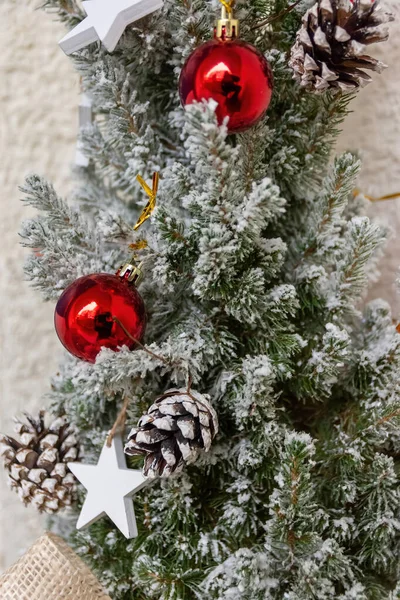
[0,532,111,600]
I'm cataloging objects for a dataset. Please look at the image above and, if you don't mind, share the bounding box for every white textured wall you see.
[0,0,399,571]
[0,1,78,571]
[336,0,400,316]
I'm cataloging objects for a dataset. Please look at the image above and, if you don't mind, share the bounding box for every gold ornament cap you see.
[215,5,239,40]
[117,262,144,287]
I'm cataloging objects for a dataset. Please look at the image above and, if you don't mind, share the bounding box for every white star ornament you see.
[68,433,149,539]
[59,0,164,55]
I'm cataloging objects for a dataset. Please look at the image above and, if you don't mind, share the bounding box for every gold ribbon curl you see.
[134,172,159,231]
[129,239,148,251]
[218,0,234,14]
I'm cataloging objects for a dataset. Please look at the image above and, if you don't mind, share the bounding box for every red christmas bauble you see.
[54,273,147,363]
[179,39,273,133]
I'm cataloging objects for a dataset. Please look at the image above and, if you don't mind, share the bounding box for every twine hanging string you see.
[105,318,170,448]
[106,314,193,447]
[353,188,400,203]
[106,395,131,447]
[106,317,184,448]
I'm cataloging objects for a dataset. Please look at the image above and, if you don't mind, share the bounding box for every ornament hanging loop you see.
[134,172,159,231]
[216,0,238,39]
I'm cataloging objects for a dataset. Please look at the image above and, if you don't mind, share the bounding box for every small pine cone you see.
[289,0,394,94]
[0,411,79,514]
[125,388,219,477]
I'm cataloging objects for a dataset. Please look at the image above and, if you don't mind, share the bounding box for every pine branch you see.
[19,175,102,298]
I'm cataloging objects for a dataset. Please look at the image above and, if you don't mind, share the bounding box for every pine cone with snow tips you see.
[125,388,219,477]
[0,411,79,514]
[289,0,394,94]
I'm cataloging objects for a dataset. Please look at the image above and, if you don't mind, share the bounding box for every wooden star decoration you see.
[68,433,149,539]
[59,0,164,55]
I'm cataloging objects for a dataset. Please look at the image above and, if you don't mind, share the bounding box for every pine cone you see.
[0,411,79,514]
[289,0,394,93]
[125,388,219,477]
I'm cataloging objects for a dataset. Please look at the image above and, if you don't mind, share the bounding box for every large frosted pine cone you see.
[125,388,219,477]
[0,411,79,514]
[289,0,393,93]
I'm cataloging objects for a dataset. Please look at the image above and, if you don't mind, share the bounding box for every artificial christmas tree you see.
[6,0,400,598]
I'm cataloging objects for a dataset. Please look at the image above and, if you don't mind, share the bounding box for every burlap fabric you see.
[0,532,111,599]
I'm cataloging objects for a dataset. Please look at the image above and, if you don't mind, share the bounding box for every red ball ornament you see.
[54,271,146,363]
[179,38,273,133]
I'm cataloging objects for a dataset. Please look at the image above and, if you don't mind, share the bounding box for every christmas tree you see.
[8,0,400,598]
